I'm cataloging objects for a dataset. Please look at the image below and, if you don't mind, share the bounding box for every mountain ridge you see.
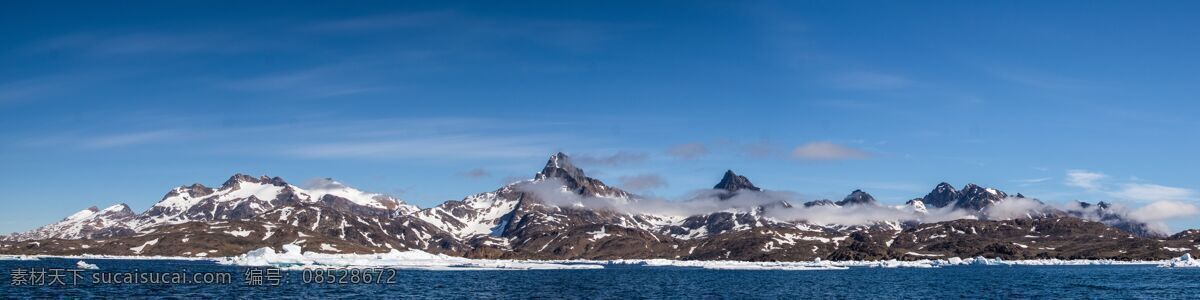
[2,153,1197,262]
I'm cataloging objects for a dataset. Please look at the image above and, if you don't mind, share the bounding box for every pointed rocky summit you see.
[922,182,959,208]
[714,170,761,192]
[533,152,627,198]
[836,189,878,206]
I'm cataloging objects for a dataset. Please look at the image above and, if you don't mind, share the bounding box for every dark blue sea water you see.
[2,258,1199,299]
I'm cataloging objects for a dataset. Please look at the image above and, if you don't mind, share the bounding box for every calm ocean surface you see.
[2,258,1198,299]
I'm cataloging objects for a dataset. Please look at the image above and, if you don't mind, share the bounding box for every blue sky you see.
[2,1,1199,233]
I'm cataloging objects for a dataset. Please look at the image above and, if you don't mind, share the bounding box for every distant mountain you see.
[2,152,1196,261]
[956,184,1009,211]
[2,204,135,241]
[836,190,878,206]
[803,199,836,207]
[3,174,419,244]
[920,182,1010,211]
[922,182,959,208]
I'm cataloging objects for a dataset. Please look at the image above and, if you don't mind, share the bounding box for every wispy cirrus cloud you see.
[307,11,460,32]
[81,130,180,149]
[28,32,275,56]
[18,116,575,161]
[983,66,1092,91]
[573,151,648,166]
[0,72,123,106]
[1064,169,1196,203]
[790,141,871,161]
[1065,170,1107,190]
[617,174,668,191]
[1011,177,1053,187]
[829,71,911,90]
[460,168,491,179]
[666,142,708,159]
[21,129,182,149]
[264,118,570,160]
[740,141,780,158]
[285,135,550,160]
[307,10,628,52]
[0,78,60,105]
[221,64,388,98]
[1012,177,1052,184]
[1110,183,1196,202]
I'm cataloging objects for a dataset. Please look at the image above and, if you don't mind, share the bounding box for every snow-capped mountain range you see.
[4,174,419,242]
[2,153,1197,262]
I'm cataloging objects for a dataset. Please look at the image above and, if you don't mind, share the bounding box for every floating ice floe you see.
[220,245,602,270]
[26,254,215,261]
[606,256,1161,269]
[0,255,40,261]
[866,260,938,268]
[605,259,847,270]
[1160,253,1200,268]
[998,258,1158,266]
[76,260,99,270]
[137,245,1177,270]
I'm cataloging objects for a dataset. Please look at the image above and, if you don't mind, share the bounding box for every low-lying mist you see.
[517,179,1199,233]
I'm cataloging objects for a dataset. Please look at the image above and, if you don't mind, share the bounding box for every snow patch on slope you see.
[301,178,418,213]
[129,239,159,254]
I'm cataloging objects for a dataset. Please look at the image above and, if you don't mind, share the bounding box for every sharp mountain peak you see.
[714,170,761,192]
[532,152,628,198]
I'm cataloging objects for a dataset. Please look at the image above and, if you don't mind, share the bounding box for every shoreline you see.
[7,249,1193,270]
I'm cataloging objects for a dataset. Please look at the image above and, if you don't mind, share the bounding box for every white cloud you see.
[1065,170,1195,203]
[521,177,1192,232]
[519,179,982,226]
[984,197,1052,220]
[790,141,870,160]
[1064,170,1106,190]
[1110,183,1195,202]
[1128,201,1200,222]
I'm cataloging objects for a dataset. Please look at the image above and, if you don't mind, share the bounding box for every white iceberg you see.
[919,256,1157,267]
[867,260,938,268]
[76,260,99,270]
[606,259,847,270]
[1160,253,1200,268]
[970,256,1002,265]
